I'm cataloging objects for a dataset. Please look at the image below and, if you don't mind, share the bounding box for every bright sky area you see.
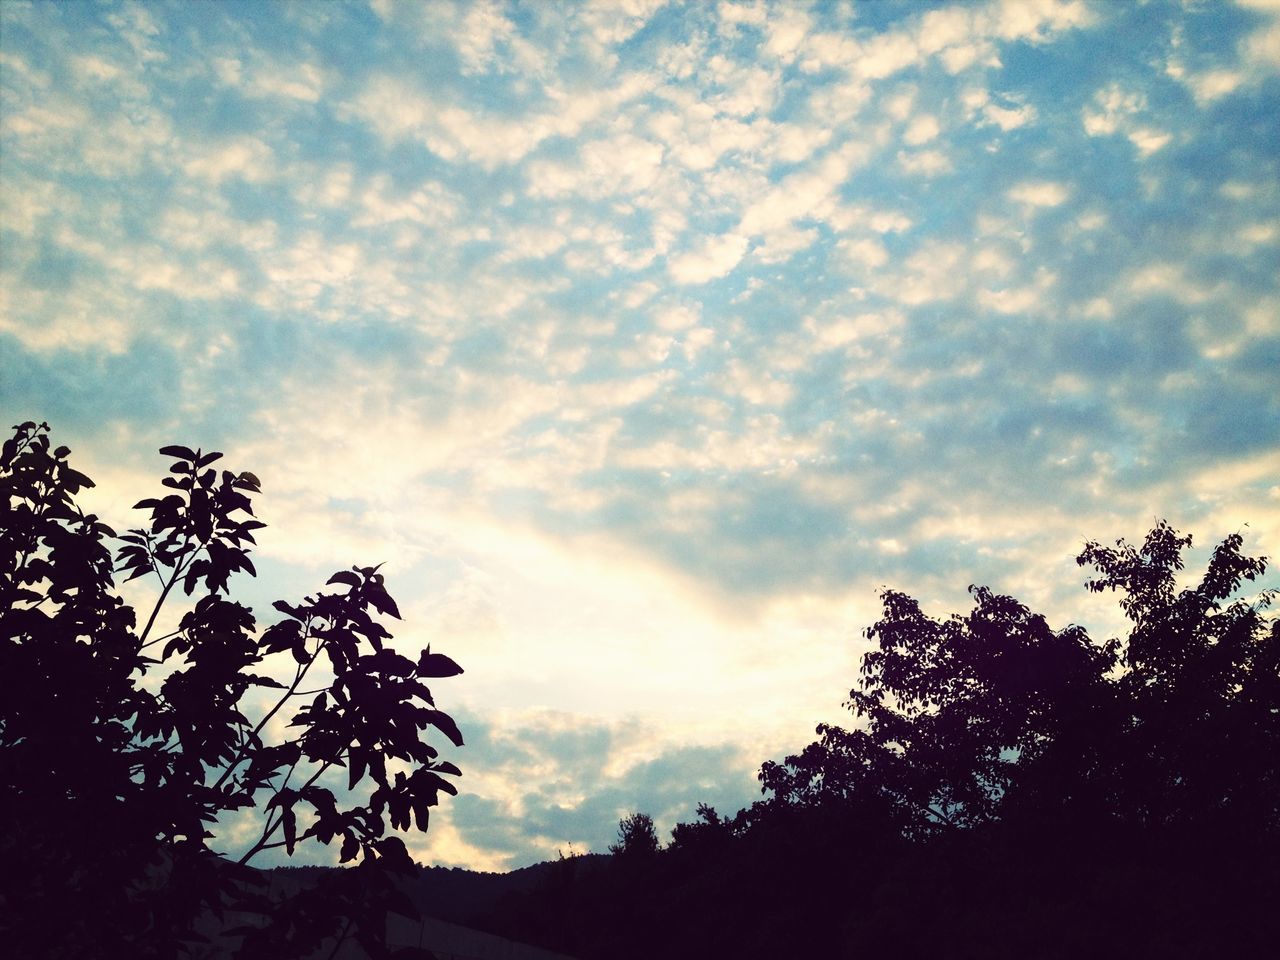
[2,0,1278,871]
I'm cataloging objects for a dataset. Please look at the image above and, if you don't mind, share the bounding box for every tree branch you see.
[213,624,324,792]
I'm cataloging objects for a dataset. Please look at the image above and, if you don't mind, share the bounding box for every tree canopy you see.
[5,418,1277,958]
[608,812,660,858]
[0,421,464,959]
[760,520,1278,840]
[483,520,1279,960]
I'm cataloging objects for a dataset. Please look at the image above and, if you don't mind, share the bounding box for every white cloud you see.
[978,267,1057,314]
[715,359,793,407]
[983,100,1036,130]
[527,133,666,199]
[1244,16,1280,69]
[654,302,701,331]
[352,174,462,229]
[753,225,819,264]
[704,57,779,117]
[804,310,904,350]
[2,98,91,154]
[718,0,769,34]
[881,241,969,305]
[1127,263,1218,304]
[1082,85,1170,156]
[917,6,976,54]
[1127,127,1172,156]
[987,0,1095,44]
[1082,84,1145,136]
[0,50,51,90]
[854,31,920,80]
[70,53,124,84]
[1185,68,1245,104]
[903,114,940,145]
[1167,0,1280,107]
[669,232,749,284]
[898,148,952,176]
[838,236,889,269]
[247,62,325,102]
[182,137,275,184]
[212,56,241,86]
[105,1,167,64]
[738,140,870,240]
[1008,180,1070,207]
[455,0,517,74]
[762,6,812,62]
[580,0,669,48]
[343,71,654,169]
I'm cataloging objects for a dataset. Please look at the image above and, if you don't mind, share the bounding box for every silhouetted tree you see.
[668,802,735,853]
[761,521,1278,841]
[608,811,659,858]
[469,522,1278,960]
[0,422,464,959]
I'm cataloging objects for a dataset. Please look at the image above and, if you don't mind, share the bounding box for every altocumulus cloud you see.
[2,0,1278,869]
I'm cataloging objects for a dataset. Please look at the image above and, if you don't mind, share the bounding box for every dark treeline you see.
[3,421,1277,958]
[471,522,1279,959]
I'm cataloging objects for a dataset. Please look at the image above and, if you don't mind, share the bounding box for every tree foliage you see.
[484,520,1278,960]
[0,422,464,959]
[760,521,1278,840]
[608,811,660,858]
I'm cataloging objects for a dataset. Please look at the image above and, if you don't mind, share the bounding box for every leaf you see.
[183,559,210,595]
[327,570,361,589]
[417,652,464,678]
[349,748,369,790]
[367,586,401,619]
[424,710,464,747]
[260,619,302,654]
[272,600,305,620]
[63,468,94,491]
[159,445,197,460]
[244,673,287,689]
[340,832,359,863]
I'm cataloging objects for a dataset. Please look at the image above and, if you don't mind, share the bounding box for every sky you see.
[2,0,1278,872]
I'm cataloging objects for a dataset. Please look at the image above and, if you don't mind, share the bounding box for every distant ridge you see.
[262,855,609,956]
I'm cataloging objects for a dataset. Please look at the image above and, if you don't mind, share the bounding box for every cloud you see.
[898,148,952,176]
[342,71,654,169]
[1008,180,1070,207]
[903,114,940,145]
[182,137,275,184]
[988,0,1095,44]
[527,133,666,199]
[962,86,1038,130]
[668,232,749,284]
[246,62,326,102]
[405,709,761,868]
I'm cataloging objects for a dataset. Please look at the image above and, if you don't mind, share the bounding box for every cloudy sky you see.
[3,0,1278,871]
